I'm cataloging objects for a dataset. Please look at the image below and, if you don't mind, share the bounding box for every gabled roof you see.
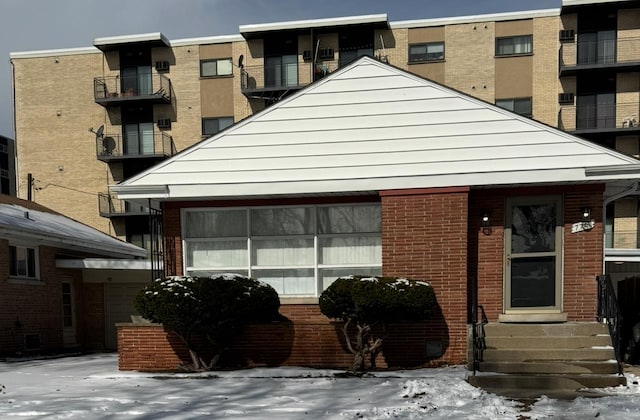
[113,57,640,202]
[0,195,146,259]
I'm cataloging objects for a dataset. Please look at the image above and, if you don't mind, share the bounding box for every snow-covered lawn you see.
[0,354,639,419]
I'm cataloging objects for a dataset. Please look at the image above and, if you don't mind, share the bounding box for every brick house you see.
[0,194,147,355]
[113,57,640,370]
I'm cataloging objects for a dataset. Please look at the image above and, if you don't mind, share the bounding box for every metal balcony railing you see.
[240,61,339,99]
[96,132,175,162]
[560,37,640,73]
[558,101,640,132]
[94,74,172,105]
[98,192,149,218]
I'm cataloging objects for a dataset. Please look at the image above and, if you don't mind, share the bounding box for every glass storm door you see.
[505,197,562,311]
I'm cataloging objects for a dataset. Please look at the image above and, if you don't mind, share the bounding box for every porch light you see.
[582,207,591,222]
[481,213,490,228]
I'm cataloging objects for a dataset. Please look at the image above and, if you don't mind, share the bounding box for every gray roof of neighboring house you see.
[0,195,146,259]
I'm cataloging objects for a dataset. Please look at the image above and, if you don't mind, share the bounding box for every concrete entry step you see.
[482,348,615,362]
[468,373,626,395]
[469,321,626,398]
[483,322,609,337]
[478,360,619,375]
[485,335,612,349]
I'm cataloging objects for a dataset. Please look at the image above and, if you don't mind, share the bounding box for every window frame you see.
[408,42,445,63]
[9,243,39,281]
[495,35,533,57]
[201,117,234,136]
[200,58,233,78]
[181,203,382,297]
[495,97,533,118]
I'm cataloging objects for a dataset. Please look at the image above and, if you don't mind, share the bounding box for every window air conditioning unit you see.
[302,50,312,61]
[558,93,575,104]
[155,60,170,72]
[157,118,172,129]
[319,48,334,59]
[559,29,575,41]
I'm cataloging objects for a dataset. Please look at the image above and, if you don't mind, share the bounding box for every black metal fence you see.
[597,274,624,374]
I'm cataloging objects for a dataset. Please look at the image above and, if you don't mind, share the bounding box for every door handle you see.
[506,255,511,266]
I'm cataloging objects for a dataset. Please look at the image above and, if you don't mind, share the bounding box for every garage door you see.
[105,283,148,350]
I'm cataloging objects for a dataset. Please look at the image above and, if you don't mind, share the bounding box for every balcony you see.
[96,132,175,162]
[98,192,149,218]
[240,61,338,100]
[560,37,640,76]
[94,74,172,106]
[558,101,640,135]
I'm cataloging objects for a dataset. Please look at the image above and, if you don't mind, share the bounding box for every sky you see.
[0,0,560,138]
[1,353,640,419]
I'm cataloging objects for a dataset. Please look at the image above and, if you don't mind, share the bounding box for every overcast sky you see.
[0,0,560,138]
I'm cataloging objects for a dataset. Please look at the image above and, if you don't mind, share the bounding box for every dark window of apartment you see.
[577,31,615,65]
[338,27,374,66]
[496,35,533,56]
[576,93,615,129]
[408,42,445,63]
[9,245,37,279]
[496,97,532,118]
[264,34,298,88]
[202,117,234,136]
[200,58,233,77]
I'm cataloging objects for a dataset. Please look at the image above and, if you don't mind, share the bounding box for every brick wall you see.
[118,304,446,372]
[380,187,470,365]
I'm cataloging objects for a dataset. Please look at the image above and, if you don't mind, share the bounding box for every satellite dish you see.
[89,125,105,139]
[238,54,244,68]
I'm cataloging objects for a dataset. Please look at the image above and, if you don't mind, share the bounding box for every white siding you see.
[115,57,640,200]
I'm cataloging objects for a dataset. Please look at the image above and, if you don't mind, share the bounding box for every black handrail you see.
[597,274,624,374]
[471,304,488,375]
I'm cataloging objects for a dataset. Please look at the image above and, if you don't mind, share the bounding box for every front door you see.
[505,196,563,312]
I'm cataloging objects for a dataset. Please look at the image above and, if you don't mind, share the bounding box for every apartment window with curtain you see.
[124,122,154,155]
[408,42,445,63]
[202,117,234,136]
[496,97,532,118]
[495,35,533,56]
[182,204,382,296]
[200,58,233,77]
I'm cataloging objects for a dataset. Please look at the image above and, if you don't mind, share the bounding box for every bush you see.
[135,274,280,371]
[319,275,435,372]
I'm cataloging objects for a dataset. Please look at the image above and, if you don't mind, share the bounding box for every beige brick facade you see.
[11,4,640,255]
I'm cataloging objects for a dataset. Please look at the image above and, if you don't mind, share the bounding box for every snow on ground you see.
[0,354,639,419]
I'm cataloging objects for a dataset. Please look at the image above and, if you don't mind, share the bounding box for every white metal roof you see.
[239,14,388,37]
[113,56,640,202]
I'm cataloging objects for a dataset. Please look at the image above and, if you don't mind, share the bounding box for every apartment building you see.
[10,0,640,277]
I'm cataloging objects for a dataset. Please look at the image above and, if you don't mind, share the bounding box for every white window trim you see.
[8,243,40,283]
[181,203,382,297]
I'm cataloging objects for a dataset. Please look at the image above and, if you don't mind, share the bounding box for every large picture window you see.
[183,204,382,296]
